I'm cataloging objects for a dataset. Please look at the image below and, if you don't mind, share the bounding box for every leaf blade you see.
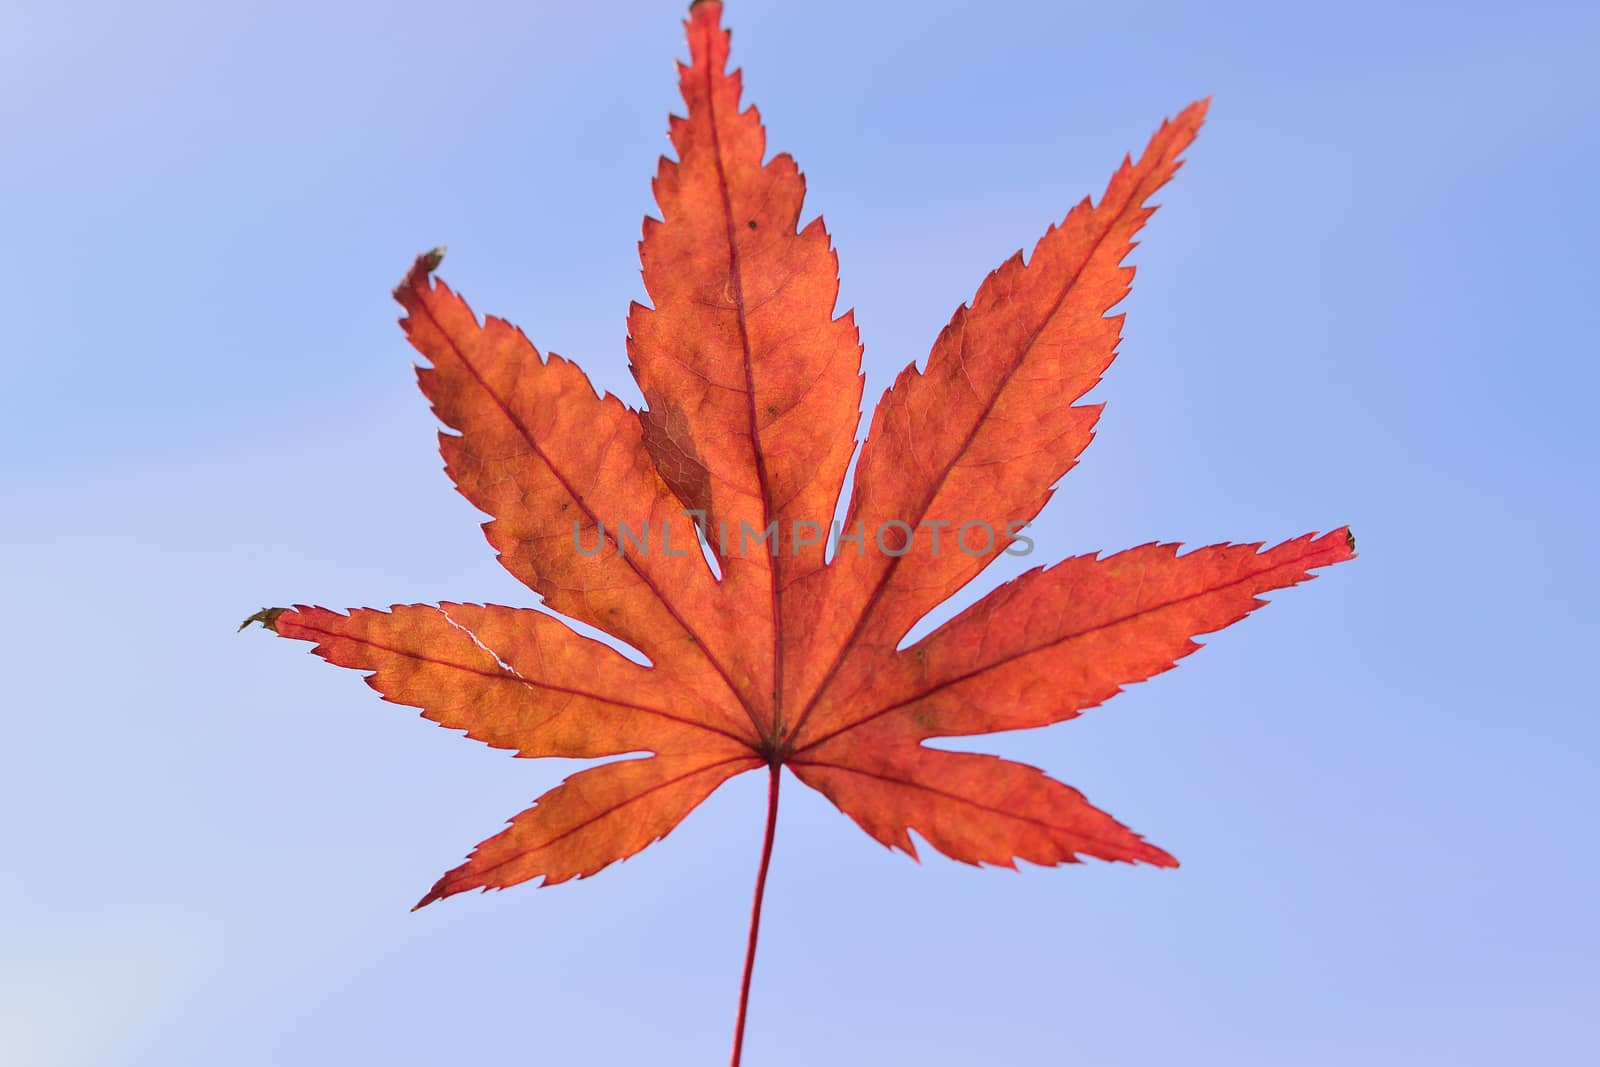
[796,529,1356,752]
[790,748,1174,869]
[394,259,766,721]
[275,602,758,755]
[784,101,1211,734]
[415,751,763,904]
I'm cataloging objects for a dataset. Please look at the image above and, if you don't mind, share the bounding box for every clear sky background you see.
[5,0,1598,1064]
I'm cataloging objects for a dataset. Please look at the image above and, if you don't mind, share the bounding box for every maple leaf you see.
[247,2,1352,1060]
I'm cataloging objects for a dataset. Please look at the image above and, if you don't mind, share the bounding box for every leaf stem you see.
[730,763,781,1067]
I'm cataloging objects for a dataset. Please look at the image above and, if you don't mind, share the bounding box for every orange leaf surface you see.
[249,0,1353,1030]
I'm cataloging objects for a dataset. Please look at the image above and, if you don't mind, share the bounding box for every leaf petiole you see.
[730,762,781,1067]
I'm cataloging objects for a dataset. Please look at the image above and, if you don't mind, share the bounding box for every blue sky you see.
[5,0,1598,1063]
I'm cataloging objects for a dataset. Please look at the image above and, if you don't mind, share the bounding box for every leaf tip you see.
[1146,845,1180,869]
[238,607,287,634]
[396,247,446,297]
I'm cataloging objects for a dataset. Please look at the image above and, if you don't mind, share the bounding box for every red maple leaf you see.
[245,2,1353,1060]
